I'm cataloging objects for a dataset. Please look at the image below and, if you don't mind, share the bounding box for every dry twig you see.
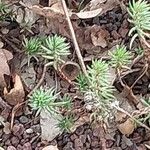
[61,0,88,77]
[28,63,48,97]
[130,63,148,89]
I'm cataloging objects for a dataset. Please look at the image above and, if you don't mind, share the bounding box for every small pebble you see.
[31,125,41,133]
[75,126,84,135]
[0,41,4,48]
[91,137,99,148]
[11,136,20,147]
[17,145,23,150]
[79,134,86,143]
[74,138,83,148]
[23,142,32,150]
[5,139,11,146]
[2,134,11,142]
[19,116,29,124]
[86,142,91,148]
[12,124,24,137]
[1,28,9,34]
[70,134,78,141]
[25,128,34,134]
[7,146,16,150]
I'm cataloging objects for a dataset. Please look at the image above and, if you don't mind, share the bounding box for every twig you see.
[61,0,88,77]
[0,35,21,52]
[28,62,53,97]
[142,37,150,48]
[113,105,150,131]
[10,102,26,130]
[130,63,148,89]
[133,106,150,117]
[116,68,125,87]
[0,97,11,119]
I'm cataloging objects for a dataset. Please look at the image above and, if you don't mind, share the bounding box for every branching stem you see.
[28,62,53,97]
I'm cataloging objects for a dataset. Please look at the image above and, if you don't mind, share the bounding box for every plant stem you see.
[61,0,88,77]
[130,63,148,89]
[28,62,53,97]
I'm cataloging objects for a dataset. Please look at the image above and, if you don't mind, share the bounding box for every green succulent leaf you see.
[28,87,58,115]
[41,35,70,67]
[76,73,88,92]
[23,37,42,56]
[109,45,132,69]
[57,115,74,132]
[77,60,115,121]
[128,0,150,48]
[137,97,150,126]
[29,87,73,116]
[0,2,11,21]
[61,94,72,110]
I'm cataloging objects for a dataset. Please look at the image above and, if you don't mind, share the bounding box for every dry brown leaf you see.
[115,111,127,123]
[25,1,110,52]
[13,0,39,27]
[0,97,11,119]
[90,0,107,9]
[117,118,135,135]
[30,1,101,20]
[71,8,102,19]
[88,0,119,16]
[50,1,64,15]
[115,111,135,135]
[4,74,25,106]
[90,25,109,48]
[121,85,139,107]
[0,49,13,87]
[71,115,90,132]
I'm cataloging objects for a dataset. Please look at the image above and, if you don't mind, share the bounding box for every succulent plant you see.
[28,87,71,116]
[87,60,114,100]
[0,2,10,21]
[23,37,41,56]
[76,73,88,92]
[128,0,150,48]
[41,35,70,69]
[57,115,74,132]
[76,60,115,121]
[109,45,132,70]
[137,97,150,125]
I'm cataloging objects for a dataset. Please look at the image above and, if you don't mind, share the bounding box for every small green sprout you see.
[0,2,8,14]
[0,2,10,21]
[137,97,150,125]
[135,47,143,55]
[28,87,71,116]
[23,37,42,65]
[41,35,70,69]
[128,0,150,48]
[23,37,41,56]
[76,73,88,92]
[77,60,115,121]
[87,60,114,100]
[109,45,132,70]
[141,97,150,107]
[57,115,74,132]
[61,95,72,110]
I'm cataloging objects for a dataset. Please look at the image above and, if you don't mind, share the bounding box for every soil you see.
[0,0,150,150]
